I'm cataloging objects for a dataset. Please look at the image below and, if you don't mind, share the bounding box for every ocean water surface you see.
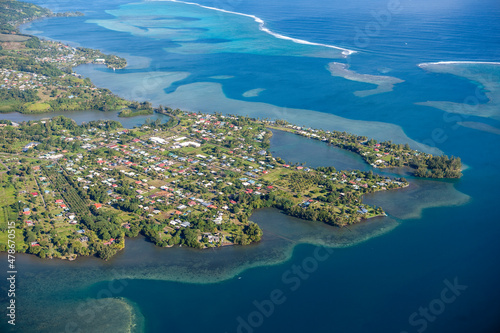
[0,109,170,128]
[2,0,500,332]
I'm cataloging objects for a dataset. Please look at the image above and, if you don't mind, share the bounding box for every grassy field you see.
[0,227,26,251]
[0,184,16,227]
[261,168,290,182]
[0,101,20,112]
[0,33,30,42]
[26,102,51,112]
[0,173,25,251]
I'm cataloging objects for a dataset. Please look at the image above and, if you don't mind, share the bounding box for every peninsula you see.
[0,111,409,260]
[0,0,131,114]
[0,0,462,261]
[269,121,462,178]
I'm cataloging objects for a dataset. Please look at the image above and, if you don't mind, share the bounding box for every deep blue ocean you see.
[1,0,500,332]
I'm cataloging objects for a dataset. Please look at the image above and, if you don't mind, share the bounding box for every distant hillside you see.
[0,0,52,33]
[0,0,83,34]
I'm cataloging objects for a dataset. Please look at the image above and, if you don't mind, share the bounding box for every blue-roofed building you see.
[23,142,40,152]
[358,207,369,214]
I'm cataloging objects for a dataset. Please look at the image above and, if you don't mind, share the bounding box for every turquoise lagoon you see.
[1,0,500,332]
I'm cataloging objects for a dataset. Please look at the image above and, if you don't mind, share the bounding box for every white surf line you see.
[153,0,356,56]
[419,61,500,67]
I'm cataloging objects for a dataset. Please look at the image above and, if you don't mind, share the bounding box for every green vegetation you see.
[0,37,131,113]
[0,112,414,260]
[412,155,462,178]
[0,0,51,34]
[0,0,83,34]
[119,101,154,117]
[269,122,462,179]
[0,34,30,42]
[0,0,462,263]
[0,88,39,111]
[0,0,128,114]
[76,47,127,69]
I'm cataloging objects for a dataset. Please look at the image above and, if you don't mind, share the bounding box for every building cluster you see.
[5,112,412,256]
[0,68,48,90]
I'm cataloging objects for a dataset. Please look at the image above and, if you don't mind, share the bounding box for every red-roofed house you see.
[103,238,115,246]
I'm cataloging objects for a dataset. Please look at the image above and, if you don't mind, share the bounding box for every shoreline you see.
[0,111,412,261]
[0,112,461,261]
[0,209,400,285]
[0,0,462,264]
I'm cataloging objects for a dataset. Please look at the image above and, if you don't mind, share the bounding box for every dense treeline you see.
[229,189,381,228]
[25,36,41,49]
[278,124,462,179]
[119,101,154,117]
[0,88,39,104]
[412,155,462,178]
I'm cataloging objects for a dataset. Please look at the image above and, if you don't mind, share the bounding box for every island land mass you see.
[0,0,462,260]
